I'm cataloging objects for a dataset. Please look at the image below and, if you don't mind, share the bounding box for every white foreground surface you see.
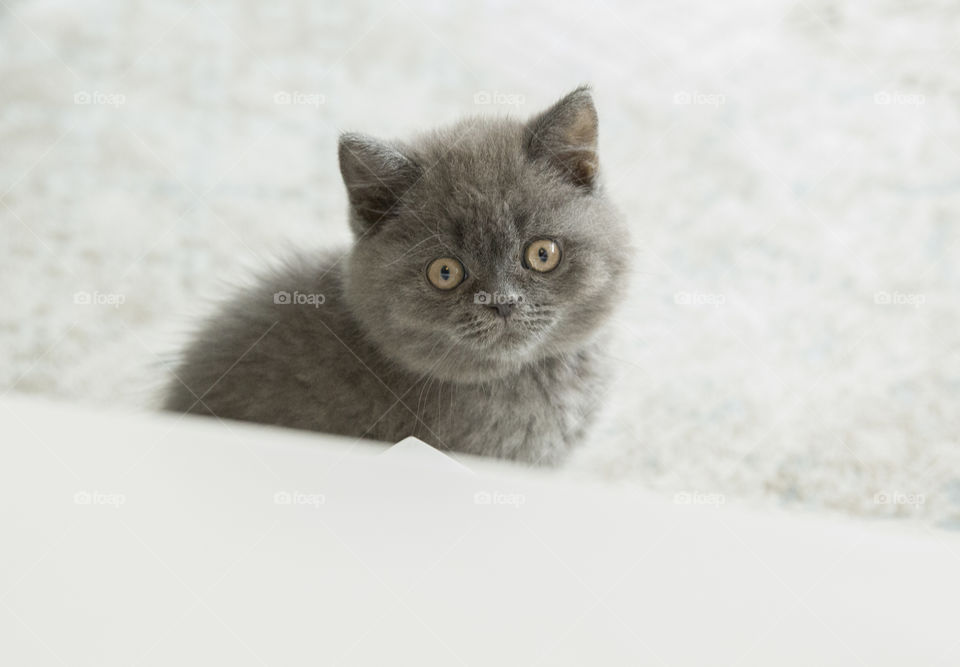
[1,396,958,666]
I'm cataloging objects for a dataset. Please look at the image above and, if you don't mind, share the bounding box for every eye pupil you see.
[525,239,561,273]
[427,257,465,290]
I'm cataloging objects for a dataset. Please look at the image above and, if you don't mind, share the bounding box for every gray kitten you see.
[164,86,630,465]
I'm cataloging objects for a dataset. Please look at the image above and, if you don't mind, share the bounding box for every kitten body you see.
[165,87,630,464]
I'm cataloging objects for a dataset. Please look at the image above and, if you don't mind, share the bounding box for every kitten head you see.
[340,86,630,382]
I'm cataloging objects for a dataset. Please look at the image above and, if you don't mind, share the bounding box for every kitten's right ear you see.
[338,133,421,234]
[525,86,599,189]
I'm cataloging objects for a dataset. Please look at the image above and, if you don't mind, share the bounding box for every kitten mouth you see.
[498,321,535,345]
[454,316,548,356]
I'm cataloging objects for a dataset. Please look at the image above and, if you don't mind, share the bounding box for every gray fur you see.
[164,87,631,465]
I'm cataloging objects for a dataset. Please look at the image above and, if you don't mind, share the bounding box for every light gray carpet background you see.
[2,0,958,526]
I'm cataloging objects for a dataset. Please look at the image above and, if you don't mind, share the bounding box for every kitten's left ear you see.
[338,133,422,235]
[525,86,599,189]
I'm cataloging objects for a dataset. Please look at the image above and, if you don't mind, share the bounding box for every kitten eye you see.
[524,239,562,273]
[426,257,465,290]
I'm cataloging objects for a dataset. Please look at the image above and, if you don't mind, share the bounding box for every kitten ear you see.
[338,133,421,233]
[525,86,599,189]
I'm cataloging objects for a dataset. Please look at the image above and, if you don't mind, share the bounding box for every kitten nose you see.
[487,302,515,318]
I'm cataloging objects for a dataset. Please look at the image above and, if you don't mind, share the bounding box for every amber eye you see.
[426,257,465,290]
[524,239,562,273]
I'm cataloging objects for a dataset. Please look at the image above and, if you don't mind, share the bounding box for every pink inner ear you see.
[537,97,599,188]
[567,109,598,147]
[563,109,598,187]
[573,158,597,187]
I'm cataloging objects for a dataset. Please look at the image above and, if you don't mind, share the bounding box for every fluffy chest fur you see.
[364,334,608,465]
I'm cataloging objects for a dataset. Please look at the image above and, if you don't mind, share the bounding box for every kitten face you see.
[341,88,630,382]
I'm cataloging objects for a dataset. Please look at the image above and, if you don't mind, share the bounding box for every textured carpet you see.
[2,0,958,526]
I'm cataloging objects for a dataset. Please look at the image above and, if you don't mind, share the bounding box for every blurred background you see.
[2,0,958,525]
